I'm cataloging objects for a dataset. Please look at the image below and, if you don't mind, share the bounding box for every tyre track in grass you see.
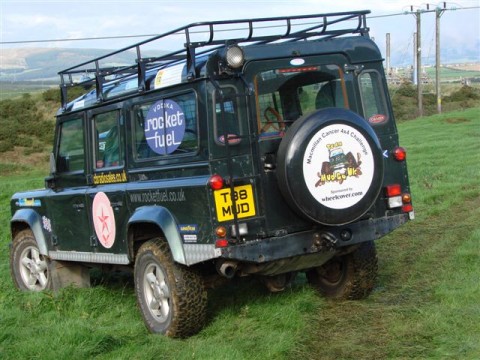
[291,193,480,360]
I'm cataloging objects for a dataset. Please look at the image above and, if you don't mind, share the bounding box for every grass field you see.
[0,108,479,359]
[0,82,56,101]
[424,66,480,81]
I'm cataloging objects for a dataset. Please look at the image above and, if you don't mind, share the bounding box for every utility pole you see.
[436,3,446,113]
[386,33,391,76]
[413,33,417,84]
[410,6,423,116]
[414,9,423,117]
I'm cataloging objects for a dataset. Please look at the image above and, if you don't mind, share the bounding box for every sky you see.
[1,0,479,66]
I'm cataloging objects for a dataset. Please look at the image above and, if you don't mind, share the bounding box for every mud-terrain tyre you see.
[10,229,52,291]
[134,238,207,337]
[306,241,378,300]
[277,108,384,226]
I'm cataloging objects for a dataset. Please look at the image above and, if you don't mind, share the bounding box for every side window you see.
[56,117,85,173]
[214,87,243,145]
[94,110,124,169]
[133,92,197,160]
[359,71,389,123]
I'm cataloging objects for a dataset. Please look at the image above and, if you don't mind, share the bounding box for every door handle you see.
[110,201,123,208]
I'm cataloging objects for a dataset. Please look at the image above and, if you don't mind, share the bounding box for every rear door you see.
[245,56,350,232]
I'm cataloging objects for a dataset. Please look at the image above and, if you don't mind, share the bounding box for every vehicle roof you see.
[58,11,374,114]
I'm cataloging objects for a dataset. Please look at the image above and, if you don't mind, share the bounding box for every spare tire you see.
[277,108,384,226]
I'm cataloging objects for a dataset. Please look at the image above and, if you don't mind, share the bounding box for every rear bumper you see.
[221,213,409,264]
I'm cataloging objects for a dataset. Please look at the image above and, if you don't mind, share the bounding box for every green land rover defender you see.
[10,11,414,337]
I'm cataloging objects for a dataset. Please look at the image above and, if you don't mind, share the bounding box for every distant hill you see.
[1,46,479,83]
[0,48,140,82]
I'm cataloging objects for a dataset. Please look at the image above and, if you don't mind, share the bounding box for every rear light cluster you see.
[215,237,229,248]
[208,174,225,190]
[386,147,413,214]
[209,175,228,247]
[393,146,407,161]
[215,225,230,248]
[208,175,231,248]
[385,184,413,213]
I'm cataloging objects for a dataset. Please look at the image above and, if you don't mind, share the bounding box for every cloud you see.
[1,0,478,63]
[4,14,67,30]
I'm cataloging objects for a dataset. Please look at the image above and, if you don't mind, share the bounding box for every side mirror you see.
[45,153,57,190]
[45,175,56,190]
[49,152,57,175]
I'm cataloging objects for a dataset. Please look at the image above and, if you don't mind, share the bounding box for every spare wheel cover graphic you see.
[303,123,375,210]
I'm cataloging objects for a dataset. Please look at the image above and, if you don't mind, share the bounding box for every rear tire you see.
[306,241,378,300]
[10,229,52,291]
[134,238,207,337]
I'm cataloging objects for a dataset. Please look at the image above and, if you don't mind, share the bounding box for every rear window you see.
[254,64,347,137]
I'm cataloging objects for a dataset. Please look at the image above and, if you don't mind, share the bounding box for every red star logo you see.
[98,208,110,234]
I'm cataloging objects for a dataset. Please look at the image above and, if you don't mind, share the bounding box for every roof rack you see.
[58,10,370,109]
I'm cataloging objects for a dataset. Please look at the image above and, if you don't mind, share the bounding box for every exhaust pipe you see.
[216,260,238,279]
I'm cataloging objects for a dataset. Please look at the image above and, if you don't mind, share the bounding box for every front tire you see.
[10,229,52,291]
[306,241,378,300]
[134,238,207,337]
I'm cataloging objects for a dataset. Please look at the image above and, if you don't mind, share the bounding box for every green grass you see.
[1,108,479,359]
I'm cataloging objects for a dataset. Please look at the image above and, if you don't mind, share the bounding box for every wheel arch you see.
[11,209,48,255]
[127,206,186,265]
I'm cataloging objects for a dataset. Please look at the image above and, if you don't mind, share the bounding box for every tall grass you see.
[1,108,479,359]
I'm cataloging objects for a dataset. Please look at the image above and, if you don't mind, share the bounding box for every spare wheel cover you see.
[277,108,384,226]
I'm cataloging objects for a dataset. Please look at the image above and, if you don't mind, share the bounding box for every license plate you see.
[214,184,256,222]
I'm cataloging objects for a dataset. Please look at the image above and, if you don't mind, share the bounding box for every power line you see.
[0,33,161,45]
[1,6,478,45]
